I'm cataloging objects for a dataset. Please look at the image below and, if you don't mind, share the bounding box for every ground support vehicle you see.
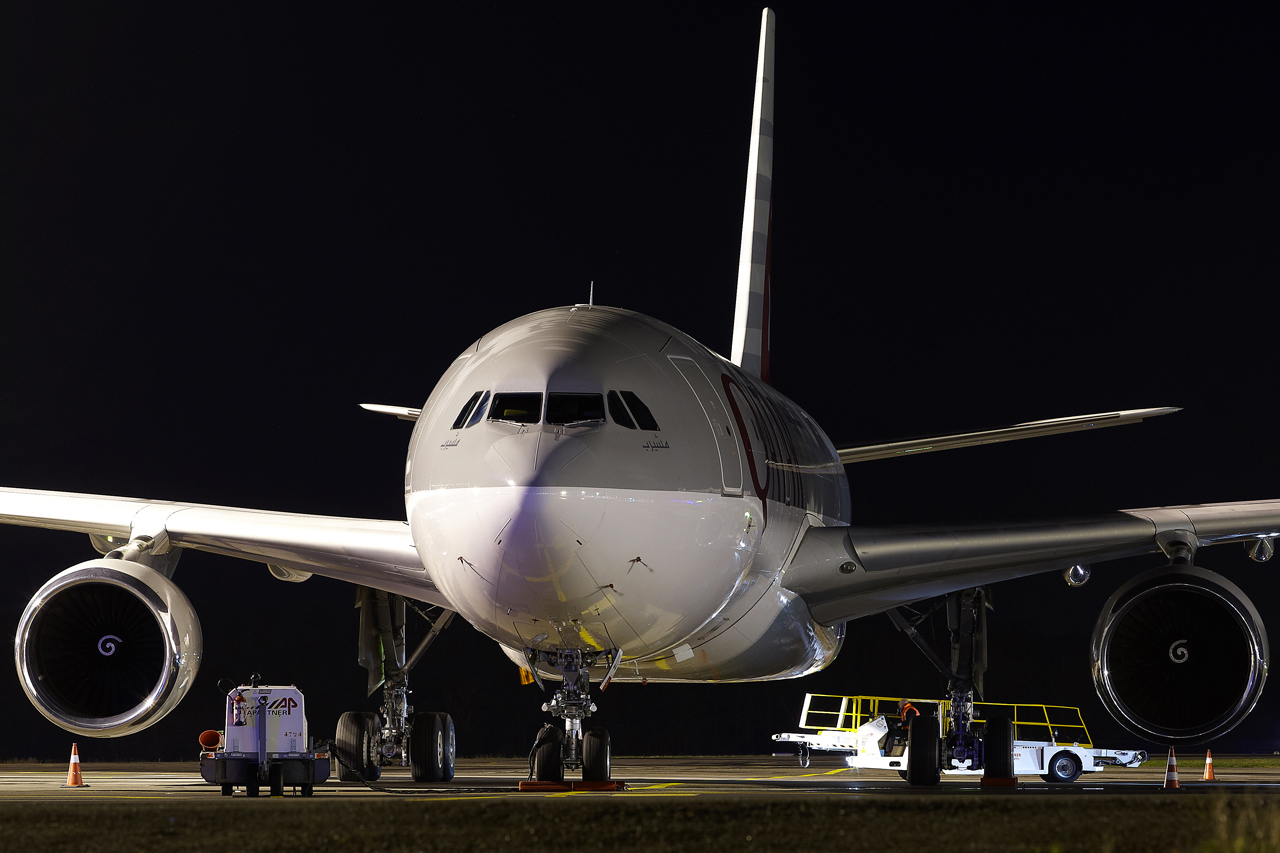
[773,694,1147,783]
[200,682,330,797]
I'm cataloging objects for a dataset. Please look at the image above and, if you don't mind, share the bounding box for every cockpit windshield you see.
[546,393,605,426]
[488,392,542,424]
[451,391,483,430]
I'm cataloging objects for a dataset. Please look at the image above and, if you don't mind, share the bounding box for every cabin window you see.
[451,391,483,430]
[489,392,543,424]
[547,393,605,426]
[464,390,490,427]
[620,391,660,431]
[607,391,636,429]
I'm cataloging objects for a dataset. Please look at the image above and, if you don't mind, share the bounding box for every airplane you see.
[2,9,1275,786]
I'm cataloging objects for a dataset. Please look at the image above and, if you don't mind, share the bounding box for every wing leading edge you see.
[0,487,449,608]
[785,498,1280,625]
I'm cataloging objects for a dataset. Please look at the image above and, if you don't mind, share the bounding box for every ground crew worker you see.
[898,698,919,729]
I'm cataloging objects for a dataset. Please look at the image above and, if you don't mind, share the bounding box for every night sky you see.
[2,5,1274,762]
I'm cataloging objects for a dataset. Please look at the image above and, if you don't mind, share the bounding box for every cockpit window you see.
[607,391,636,429]
[451,391,483,430]
[488,392,542,424]
[547,393,605,426]
[620,391,660,431]
[464,390,490,427]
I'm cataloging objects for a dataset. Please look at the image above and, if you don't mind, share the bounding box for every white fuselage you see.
[405,306,850,682]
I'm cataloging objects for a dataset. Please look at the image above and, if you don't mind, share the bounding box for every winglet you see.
[730,8,776,384]
[360,403,421,422]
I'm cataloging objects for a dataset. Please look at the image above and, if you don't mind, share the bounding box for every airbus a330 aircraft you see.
[3,9,1276,787]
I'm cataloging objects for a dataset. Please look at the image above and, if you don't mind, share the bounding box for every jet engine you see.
[14,559,202,737]
[1091,565,1267,745]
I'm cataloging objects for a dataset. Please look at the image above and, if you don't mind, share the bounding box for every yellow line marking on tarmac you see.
[752,768,854,780]
[611,793,698,797]
[631,783,683,789]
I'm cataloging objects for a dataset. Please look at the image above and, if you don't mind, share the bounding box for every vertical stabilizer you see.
[730,8,775,383]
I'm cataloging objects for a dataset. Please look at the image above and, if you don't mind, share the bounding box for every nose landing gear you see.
[890,587,1013,786]
[526,647,620,783]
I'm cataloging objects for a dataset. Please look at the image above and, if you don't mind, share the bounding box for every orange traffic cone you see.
[61,743,89,788]
[1162,747,1180,789]
[1203,749,1216,781]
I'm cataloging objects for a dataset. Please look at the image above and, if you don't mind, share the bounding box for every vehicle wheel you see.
[905,715,940,786]
[436,713,457,782]
[220,784,233,796]
[269,762,284,797]
[533,726,564,783]
[337,711,382,782]
[984,715,1015,779]
[410,712,445,782]
[1040,749,1083,783]
[245,781,260,798]
[583,728,611,781]
[301,784,314,797]
[897,770,908,781]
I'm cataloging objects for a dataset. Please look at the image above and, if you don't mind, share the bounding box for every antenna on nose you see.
[573,281,595,311]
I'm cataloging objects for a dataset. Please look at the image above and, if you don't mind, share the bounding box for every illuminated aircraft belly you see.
[407,486,760,657]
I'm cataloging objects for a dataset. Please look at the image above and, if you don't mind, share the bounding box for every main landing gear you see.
[525,647,621,783]
[334,588,458,784]
[889,587,1013,786]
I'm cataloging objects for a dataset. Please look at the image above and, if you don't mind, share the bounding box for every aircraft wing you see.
[784,499,1280,625]
[0,487,450,608]
[836,407,1180,464]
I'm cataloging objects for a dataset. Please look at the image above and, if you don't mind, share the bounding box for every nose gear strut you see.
[888,587,1013,785]
[526,646,621,782]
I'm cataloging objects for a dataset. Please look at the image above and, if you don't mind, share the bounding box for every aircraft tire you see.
[905,716,940,785]
[533,726,564,783]
[410,712,445,782]
[436,712,457,782]
[337,710,382,782]
[984,715,1015,779]
[583,728,611,781]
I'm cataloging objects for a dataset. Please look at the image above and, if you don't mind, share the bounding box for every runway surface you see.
[3,753,1278,799]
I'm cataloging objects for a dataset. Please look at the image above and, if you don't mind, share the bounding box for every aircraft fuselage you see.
[406,306,849,681]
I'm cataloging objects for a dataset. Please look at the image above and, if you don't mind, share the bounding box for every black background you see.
[1,3,1274,761]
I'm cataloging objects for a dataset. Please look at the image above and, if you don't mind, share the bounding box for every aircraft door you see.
[669,356,743,496]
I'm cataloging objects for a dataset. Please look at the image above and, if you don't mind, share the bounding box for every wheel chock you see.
[980,776,1017,788]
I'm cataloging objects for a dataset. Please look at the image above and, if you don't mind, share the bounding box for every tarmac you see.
[2,753,1278,800]
[3,755,1280,851]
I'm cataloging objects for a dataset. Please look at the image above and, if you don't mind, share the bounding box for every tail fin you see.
[730,8,776,384]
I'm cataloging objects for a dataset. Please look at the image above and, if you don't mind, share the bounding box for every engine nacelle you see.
[14,559,202,737]
[1092,565,1268,745]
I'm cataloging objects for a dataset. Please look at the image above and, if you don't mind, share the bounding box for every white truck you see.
[773,693,1147,783]
[199,678,331,797]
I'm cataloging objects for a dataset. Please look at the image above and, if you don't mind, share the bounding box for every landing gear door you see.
[669,356,743,496]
